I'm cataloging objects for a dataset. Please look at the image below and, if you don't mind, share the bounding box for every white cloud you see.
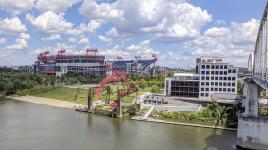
[42,33,61,41]
[0,37,6,44]
[0,0,34,15]
[26,11,73,33]
[98,35,112,43]
[185,18,259,66]
[159,51,191,66]
[126,40,159,59]
[0,17,27,34]
[68,37,76,42]
[6,33,30,50]
[105,27,131,39]
[80,0,123,21]
[77,35,89,45]
[35,0,81,13]
[80,0,211,41]
[85,20,102,33]
[101,45,130,59]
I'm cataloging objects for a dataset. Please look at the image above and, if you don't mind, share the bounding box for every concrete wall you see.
[164,78,171,95]
[237,116,268,149]
[156,105,202,112]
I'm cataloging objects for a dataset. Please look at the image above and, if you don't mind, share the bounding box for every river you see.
[0,99,237,150]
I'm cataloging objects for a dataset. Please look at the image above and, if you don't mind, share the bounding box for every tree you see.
[237,80,243,94]
[138,79,147,89]
[127,105,137,116]
[151,84,161,94]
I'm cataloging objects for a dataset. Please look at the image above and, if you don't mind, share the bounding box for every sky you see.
[0,0,266,68]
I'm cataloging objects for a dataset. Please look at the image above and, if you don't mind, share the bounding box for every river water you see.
[0,99,237,150]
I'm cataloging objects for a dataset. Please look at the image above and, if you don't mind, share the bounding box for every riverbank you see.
[131,117,237,131]
[5,96,237,131]
[7,96,75,109]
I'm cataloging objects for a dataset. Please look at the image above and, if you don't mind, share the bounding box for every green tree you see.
[237,80,243,94]
[127,105,137,116]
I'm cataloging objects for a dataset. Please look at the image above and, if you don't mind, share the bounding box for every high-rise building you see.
[165,57,238,101]
[196,57,238,99]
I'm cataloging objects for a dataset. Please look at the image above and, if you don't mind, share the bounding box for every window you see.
[232,88,235,92]
[228,88,231,92]
[215,88,218,91]
[232,83,235,86]
[206,65,210,69]
[68,59,73,63]
[201,82,204,85]
[201,93,204,96]
[211,77,214,80]
[224,65,227,69]
[232,77,236,80]
[228,83,231,86]
[220,71,223,75]
[215,71,218,75]
[224,71,227,75]
[233,70,236,73]
[220,65,223,69]
[205,93,209,97]
[202,71,205,74]
[215,77,218,80]
[219,77,223,80]
[211,88,214,91]
[206,88,209,91]
[206,82,209,86]
[215,82,218,86]
[201,76,205,80]
[228,77,231,81]
[211,71,214,74]
[228,69,231,73]
[206,77,209,80]
[216,65,219,69]
[201,88,204,91]
[211,82,214,85]
[206,71,210,75]
[224,77,227,80]
[212,65,215,69]
[202,65,205,69]
[223,83,227,86]
[219,82,222,86]
[223,88,226,92]
[219,88,222,91]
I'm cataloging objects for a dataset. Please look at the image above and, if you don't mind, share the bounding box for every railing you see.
[253,2,268,84]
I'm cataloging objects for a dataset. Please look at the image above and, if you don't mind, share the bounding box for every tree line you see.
[0,68,103,96]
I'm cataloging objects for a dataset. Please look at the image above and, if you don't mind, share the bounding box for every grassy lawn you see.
[29,84,144,105]
[154,117,219,127]
[30,86,88,104]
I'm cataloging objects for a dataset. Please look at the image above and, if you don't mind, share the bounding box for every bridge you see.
[237,2,268,149]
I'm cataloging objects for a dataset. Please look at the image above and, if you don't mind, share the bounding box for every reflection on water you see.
[0,99,237,150]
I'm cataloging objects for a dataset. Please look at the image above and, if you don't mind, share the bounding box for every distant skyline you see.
[0,0,266,67]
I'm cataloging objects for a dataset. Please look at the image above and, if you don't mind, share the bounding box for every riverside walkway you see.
[8,96,75,109]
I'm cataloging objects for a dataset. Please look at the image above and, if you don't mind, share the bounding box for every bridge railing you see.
[253,2,268,85]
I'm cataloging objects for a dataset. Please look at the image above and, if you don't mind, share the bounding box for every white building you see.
[164,57,238,101]
[196,57,238,100]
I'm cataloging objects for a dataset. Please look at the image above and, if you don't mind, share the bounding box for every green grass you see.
[29,84,143,105]
[30,86,88,104]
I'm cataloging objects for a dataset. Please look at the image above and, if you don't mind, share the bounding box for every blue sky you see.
[0,0,266,67]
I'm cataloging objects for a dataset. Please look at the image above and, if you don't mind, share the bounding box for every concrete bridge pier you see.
[242,79,259,117]
[88,94,93,112]
[237,78,268,149]
[87,88,95,113]
[115,99,122,118]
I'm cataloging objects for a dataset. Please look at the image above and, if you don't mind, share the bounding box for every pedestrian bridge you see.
[237,2,268,149]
